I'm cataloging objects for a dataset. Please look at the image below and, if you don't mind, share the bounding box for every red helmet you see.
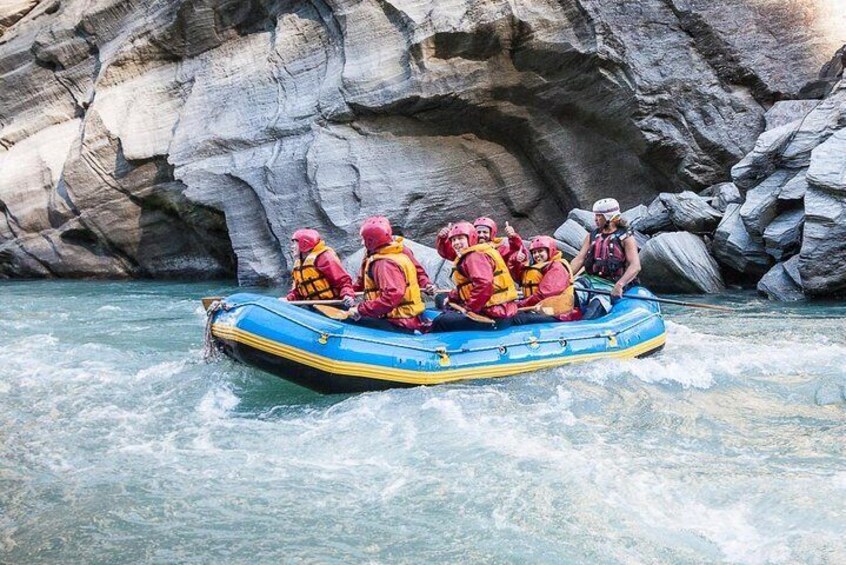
[529,236,557,259]
[473,217,498,239]
[360,216,393,252]
[447,221,478,247]
[291,228,321,254]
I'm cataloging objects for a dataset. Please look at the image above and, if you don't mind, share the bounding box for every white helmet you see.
[592,198,621,221]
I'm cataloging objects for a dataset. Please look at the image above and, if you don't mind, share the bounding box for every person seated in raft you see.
[352,234,437,297]
[436,217,526,281]
[430,222,520,332]
[514,236,582,322]
[346,216,429,334]
[569,198,641,320]
[285,228,355,307]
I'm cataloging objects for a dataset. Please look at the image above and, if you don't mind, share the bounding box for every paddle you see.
[312,304,352,320]
[286,298,347,306]
[517,294,572,316]
[447,302,496,325]
[582,288,734,312]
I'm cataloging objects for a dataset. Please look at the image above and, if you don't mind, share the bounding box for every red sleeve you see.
[516,263,570,307]
[286,289,300,301]
[357,260,409,318]
[458,253,494,313]
[314,252,355,299]
[436,234,457,261]
[508,233,523,253]
[403,247,431,287]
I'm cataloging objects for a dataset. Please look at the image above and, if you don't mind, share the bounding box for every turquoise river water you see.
[1,280,845,563]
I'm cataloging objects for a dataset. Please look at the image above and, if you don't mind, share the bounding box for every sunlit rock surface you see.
[1,0,844,283]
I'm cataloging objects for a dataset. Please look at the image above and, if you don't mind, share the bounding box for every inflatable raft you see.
[207,287,666,394]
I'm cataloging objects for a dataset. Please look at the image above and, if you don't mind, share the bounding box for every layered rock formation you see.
[1,0,844,284]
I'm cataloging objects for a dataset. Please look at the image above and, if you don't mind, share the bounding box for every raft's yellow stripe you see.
[212,324,666,385]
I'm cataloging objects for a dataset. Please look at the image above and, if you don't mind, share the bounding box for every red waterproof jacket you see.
[447,251,517,319]
[358,260,428,331]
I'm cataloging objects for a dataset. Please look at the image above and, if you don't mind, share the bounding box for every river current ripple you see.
[1,281,845,563]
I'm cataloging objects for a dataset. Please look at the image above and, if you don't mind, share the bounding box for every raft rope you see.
[210,300,661,357]
[203,299,227,361]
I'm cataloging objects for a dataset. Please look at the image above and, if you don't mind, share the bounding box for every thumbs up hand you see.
[438,223,453,239]
[504,221,516,238]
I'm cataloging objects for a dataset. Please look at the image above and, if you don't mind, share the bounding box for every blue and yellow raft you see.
[208,287,666,394]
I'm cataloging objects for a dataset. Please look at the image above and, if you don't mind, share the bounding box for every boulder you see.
[731,121,800,190]
[702,182,743,213]
[757,258,805,301]
[632,197,674,235]
[621,205,648,226]
[763,208,804,261]
[739,170,795,239]
[712,203,772,277]
[638,232,724,294]
[764,100,819,131]
[781,80,846,167]
[553,219,588,251]
[554,239,580,261]
[659,191,723,233]
[778,169,809,201]
[566,209,596,232]
[342,238,454,290]
[798,129,846,295]
[782,255,803,288]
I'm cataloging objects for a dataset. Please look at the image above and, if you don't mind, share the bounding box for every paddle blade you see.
[202,297,222,311]
[312,304,351,320]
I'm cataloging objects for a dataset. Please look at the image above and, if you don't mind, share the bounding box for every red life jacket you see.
[584,227,629,281]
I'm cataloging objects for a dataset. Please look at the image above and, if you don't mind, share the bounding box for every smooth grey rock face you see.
[659,191,723,233]
[638,232,724,294]
[757,260,805,301]
[731,121,799,190]
[712,203,772,277]
[739,170,796,239]
[632,197,674,235]
[799,129,846,295]
[782,81,846,167]
[764,101,820,131]
[553,219,588,253]
[0,0,844,282]
[566,209,596,232]
[621,205,648,227]
[763,208,804,261]
[778,169,809,201]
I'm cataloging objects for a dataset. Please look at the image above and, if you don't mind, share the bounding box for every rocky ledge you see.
[547,55,845,300]
[1,0,845,286]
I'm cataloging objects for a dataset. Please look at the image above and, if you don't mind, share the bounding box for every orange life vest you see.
[363,241,425,319]
[291,241,339,300]
[452,243,519,307]
[521,252,575,313]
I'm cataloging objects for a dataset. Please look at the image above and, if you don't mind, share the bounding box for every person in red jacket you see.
[514,236,581,322]
[285,229,355,306]
[347,217,429,333]
[436,217,526,280]
[353,238,436,296]
[431,222,519,332]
